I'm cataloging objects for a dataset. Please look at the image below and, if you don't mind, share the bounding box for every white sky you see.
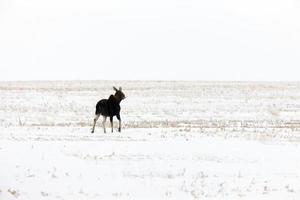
[0,0,299,81]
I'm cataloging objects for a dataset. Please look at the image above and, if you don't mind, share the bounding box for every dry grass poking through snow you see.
[1,81,300,199]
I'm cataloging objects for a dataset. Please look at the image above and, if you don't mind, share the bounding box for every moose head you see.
[113,86,126,102]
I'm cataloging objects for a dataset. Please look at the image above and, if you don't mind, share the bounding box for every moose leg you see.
[110,116,113,133]
[102,116,107,133]
[91,114,100,133]
[116,114,121,132]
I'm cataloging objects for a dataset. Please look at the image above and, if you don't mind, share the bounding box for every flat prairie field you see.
[1,81,300,200]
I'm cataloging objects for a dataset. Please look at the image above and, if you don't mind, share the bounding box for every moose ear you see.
[119,87,122,91]
[113,86,118,91]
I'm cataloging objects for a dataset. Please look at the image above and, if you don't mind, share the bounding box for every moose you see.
[91,86,126,133]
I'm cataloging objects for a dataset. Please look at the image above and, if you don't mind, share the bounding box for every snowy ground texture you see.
[1,81,300,200]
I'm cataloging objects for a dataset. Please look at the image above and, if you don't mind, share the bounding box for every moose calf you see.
[91,87,126,133]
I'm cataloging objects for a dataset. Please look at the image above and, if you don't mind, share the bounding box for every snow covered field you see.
[1,81,300,199]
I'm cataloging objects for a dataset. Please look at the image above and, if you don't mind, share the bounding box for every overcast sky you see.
[0,0,299,81]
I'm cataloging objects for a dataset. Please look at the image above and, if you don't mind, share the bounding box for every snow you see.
[1,81,300,199]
